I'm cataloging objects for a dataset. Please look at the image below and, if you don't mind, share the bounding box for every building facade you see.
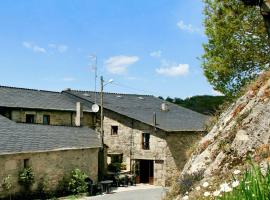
[0,85,208,189]
[0,86,101,198]
[64,90,209,186]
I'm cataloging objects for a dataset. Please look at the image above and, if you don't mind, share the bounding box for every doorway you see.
[138,160,154,184]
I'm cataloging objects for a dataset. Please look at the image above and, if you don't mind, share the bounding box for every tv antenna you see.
[89,54,98,104]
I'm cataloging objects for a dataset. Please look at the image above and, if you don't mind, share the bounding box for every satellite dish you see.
[92,104,100,113]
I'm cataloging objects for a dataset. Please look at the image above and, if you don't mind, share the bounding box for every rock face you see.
[181,72,270,183]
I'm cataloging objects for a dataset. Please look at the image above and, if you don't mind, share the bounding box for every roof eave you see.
[0,146,102,156]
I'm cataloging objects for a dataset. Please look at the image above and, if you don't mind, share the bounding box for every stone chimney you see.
[75,102,83,126]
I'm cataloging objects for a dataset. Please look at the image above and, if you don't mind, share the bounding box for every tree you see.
[166,95,227,115]
[202,0,270,96]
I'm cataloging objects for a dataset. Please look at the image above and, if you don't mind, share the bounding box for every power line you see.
[110,81,167,97]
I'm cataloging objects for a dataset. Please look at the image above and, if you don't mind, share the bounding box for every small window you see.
[23,159,30,168]
[26,114,35,123]
[43,115,50,125]
[111,126,118,135]
[110,154,123,163]
[142,133,150,150]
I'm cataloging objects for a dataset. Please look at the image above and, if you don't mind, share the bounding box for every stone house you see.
[0,85,208,188]
[64,90,209,186]
[0,86,95,128]
[0,86,101,197]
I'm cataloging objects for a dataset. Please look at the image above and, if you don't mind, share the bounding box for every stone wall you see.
[0,148,99,198]
[10,109,95,127]
[103,110,202,186]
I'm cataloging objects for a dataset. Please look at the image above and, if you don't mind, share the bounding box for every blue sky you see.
[0,0,217,98]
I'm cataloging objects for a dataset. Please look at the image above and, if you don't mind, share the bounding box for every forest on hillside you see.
[160,95,227,115]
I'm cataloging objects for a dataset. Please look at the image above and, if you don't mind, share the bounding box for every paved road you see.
[84,187,165,200]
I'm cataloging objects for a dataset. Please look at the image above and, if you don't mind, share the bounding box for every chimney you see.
[75,102,83,126]
[161,103,169,111]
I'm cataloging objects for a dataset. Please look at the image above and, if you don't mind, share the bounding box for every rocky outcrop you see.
[181,72,270,189]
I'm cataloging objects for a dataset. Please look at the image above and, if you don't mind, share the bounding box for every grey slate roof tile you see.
[0,86,92,112]
[64,90,210,132]
[0,115,101,155]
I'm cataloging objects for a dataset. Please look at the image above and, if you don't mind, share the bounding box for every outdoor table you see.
[100,180,113,194]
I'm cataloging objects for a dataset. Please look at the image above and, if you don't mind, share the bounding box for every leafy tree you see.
[202,0,270,96]
[165,95,227,115]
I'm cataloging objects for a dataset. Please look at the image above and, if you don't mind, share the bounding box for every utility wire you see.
[110,81,168,98]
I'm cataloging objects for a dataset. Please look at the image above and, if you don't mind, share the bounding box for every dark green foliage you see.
[166,95,227,115]
[108,162,122,172]
[18,168,34,189]
[67,169,88,194]
[56,169,88,196]
[202,0,270,97]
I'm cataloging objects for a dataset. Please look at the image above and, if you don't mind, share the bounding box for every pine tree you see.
[202,0,270,96]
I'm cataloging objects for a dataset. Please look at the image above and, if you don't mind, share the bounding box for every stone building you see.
[0,86,95,127]
[0,85,208,188]
[64,90,209,186]
[0,86,101,197]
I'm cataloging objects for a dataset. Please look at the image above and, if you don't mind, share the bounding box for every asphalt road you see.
[85,187,165,200]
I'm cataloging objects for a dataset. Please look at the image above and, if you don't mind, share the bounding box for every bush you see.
[108,163,122,172]
[18,167,34,190]
[2,175,13,191]
[67,169,88,194]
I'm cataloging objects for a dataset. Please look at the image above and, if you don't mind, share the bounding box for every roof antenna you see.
[89,54,97,104]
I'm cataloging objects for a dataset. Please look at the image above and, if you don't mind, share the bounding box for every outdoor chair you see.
[118,174,128,187]
[127,174,136,186]
[85,177,94,196]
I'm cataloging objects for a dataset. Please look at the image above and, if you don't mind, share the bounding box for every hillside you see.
[163,95,227,115]
[172,71,270,199]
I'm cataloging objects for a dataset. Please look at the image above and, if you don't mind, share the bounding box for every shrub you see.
[108,163,122,172]
[2,175,13,191]
[1,175,13,200]
[67,169,88,194]
[18,167,34,190]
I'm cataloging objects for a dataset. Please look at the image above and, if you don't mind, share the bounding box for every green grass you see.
[217,165,270,200]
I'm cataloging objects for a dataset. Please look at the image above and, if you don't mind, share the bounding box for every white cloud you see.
[22,41,32,49]
[156,64,189,77]
[105,55,139,74]
[150,50,162,58]
[177,20,202,34]
[22,41,46,53]
[62,77,76,82]
[49,44,68,53]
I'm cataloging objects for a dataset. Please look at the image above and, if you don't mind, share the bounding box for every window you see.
[26,114,35,123]
[110,154,123,163]
[111,126,118,135]
[43,115,50,125]
[23,159,30,168]
[142,133,150,150]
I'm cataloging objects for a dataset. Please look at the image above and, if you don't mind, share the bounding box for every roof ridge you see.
[65,89,153,97]
[0,85,61,94]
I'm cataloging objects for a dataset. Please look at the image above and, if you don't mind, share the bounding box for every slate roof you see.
[64,90,209,132]
[0,86,92,112]
[0,115,101,155]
